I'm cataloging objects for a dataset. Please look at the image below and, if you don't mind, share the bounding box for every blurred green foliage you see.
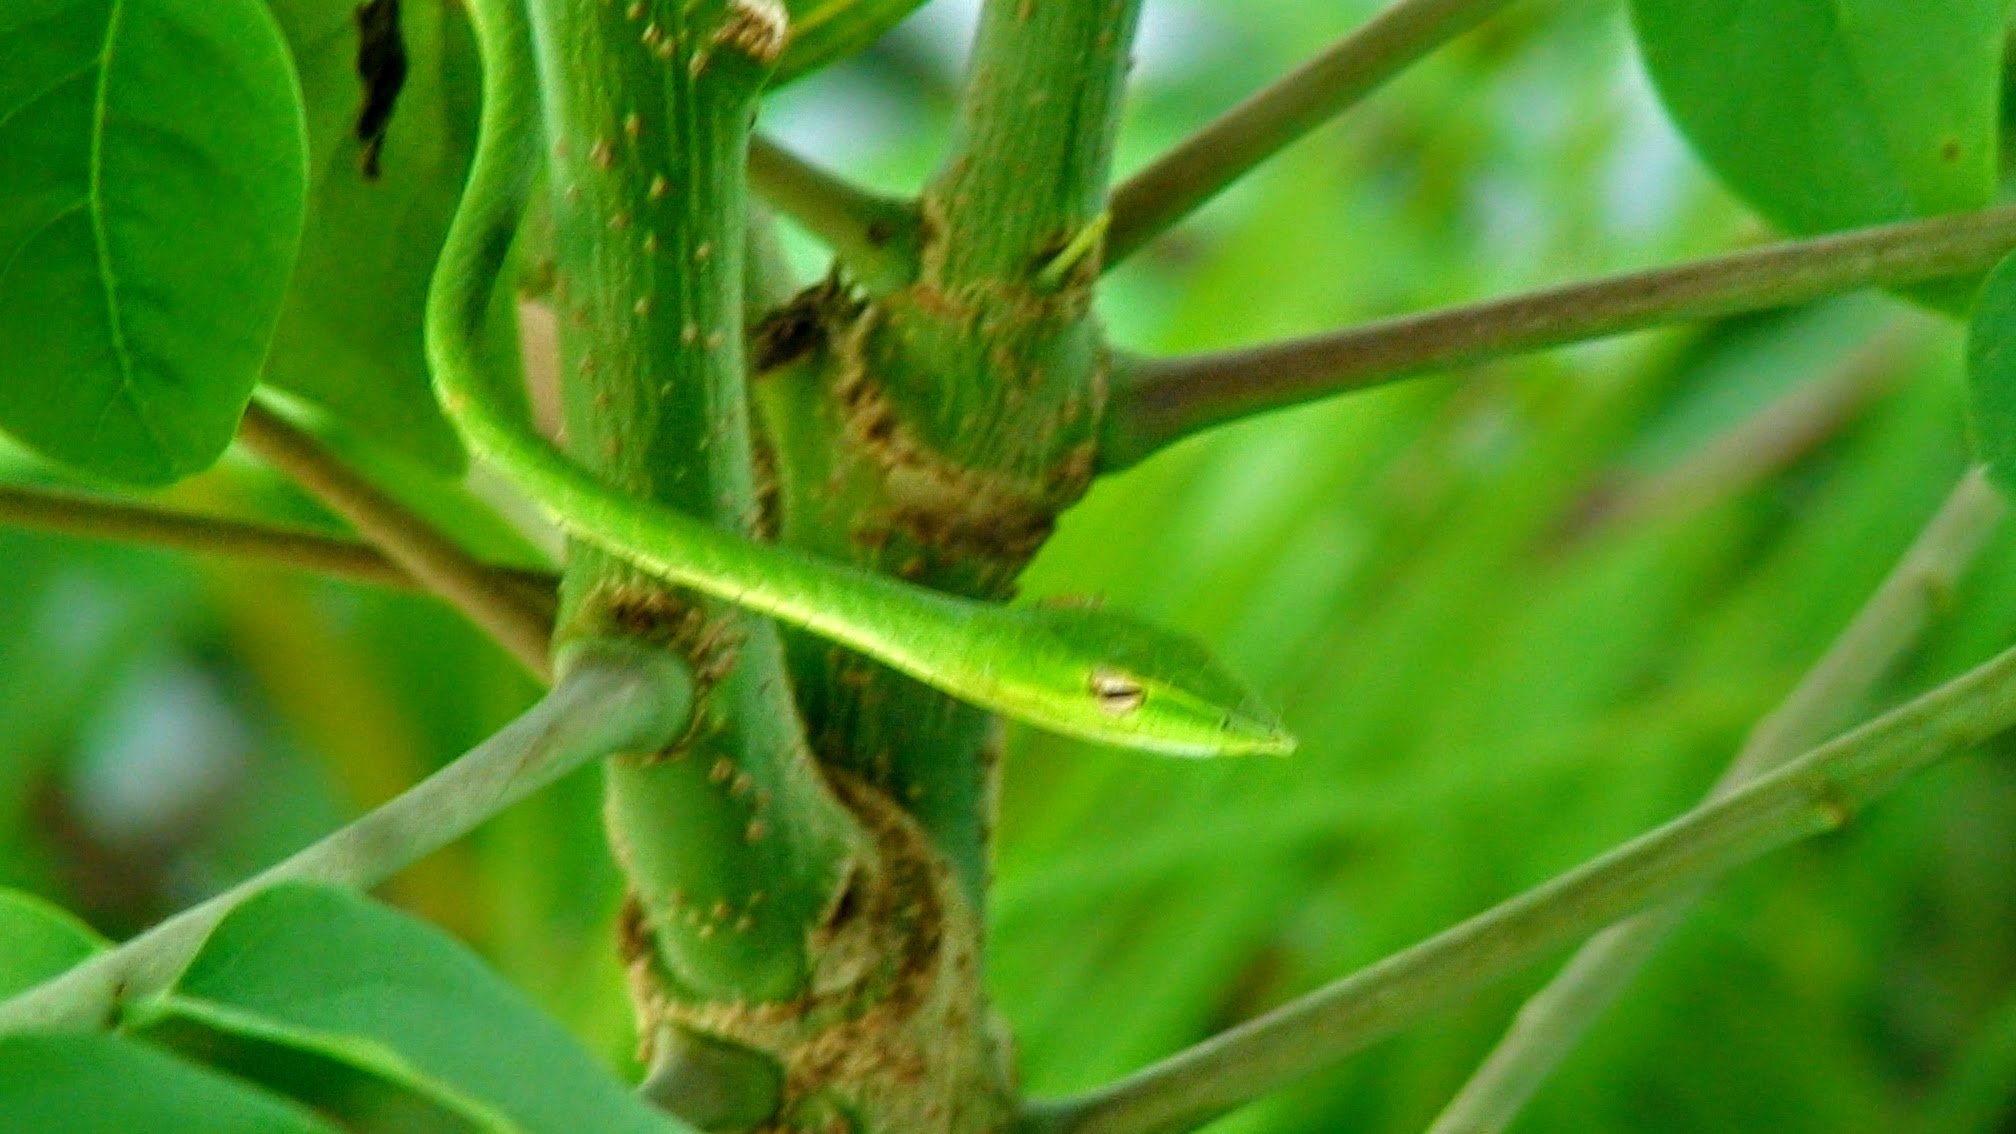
[0,1,2010,1131]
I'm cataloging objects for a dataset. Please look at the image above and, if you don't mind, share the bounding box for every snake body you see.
[427,0,1293,757]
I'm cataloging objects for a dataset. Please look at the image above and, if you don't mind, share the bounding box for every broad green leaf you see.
[260,0,479,472]
[134,996,513,1134]
[0,1032,341,1134]
[165,884,694,1134]
[1966,250,2016,494]
[0,888,105,997]
[775,0,928,87]
[1630,0,2002,235]
[0,0,308,485]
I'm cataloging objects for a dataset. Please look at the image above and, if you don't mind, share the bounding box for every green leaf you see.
[160,884,695,1134]
[774,0,929,87]
[0,0,308,486]
[1630,0,2002,235]
[1967,250,2016,494]
[0,1032,342,1134]
[134,996,515,1134]
[0,889,105,997]
[259,0,480,472]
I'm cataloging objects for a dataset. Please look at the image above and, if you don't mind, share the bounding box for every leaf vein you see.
[0,59,98,140]
[0,200,88,297]
[86,0,176,471]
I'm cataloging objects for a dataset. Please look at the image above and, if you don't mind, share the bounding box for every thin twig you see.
[747,134,920,291]
[1105,0,1519,266]
[1103,204,2016,468]
[1425,468,2008,1134]
[237,402,555,680]
[1566,322,1917,541]
[0,483,557,615]
[1020,602,2016,1134]
[0,639,691,1035]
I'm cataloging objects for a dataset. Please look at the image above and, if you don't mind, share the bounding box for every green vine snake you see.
[425,0,1294,758]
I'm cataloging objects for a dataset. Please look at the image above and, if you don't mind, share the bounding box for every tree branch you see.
[748,134,920,292]
[532,0,868,1007]
[1566,324,1916,541]
[926,0,1140,291]
[0,638,691,1035]
[237,401,555,680]
[779,0,1151,904]
[1019,591,2016,1134]
[0,483,557,615]
[1423,468,2007,1134]
[1103,205,2016,468]
[1105,0,1519,266]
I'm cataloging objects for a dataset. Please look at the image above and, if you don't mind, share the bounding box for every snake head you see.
[1004,605,1297,758]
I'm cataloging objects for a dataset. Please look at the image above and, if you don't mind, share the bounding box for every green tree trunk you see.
[529,0,1152,1128]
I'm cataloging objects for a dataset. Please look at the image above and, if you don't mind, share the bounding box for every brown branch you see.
[1103,205,2016,468]
[237,402,554,681]
[747,133,920,291]
[0,483,556,613]
[1105,0,1519,265]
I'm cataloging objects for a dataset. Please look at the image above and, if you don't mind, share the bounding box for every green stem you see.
[856,0,1142,452]
[530,0,861,1004]
[1105,0,1518,265]
[926,0,1140,289]
[1103,204,2016,468]
[1426,468,2007,1134]
[748,134,919,291]
[0,483,557,610]
[1021,610,2016,1134]
[774,0,1150,902]
[237,401,555,679]
[0,639,690,1035]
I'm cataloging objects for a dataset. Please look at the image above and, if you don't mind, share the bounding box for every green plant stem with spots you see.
[760,0,1150,911]
[523,0,865,1019]
[894,0,1137,449]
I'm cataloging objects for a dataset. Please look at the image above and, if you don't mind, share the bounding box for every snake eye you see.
[1089,668,1146,716]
